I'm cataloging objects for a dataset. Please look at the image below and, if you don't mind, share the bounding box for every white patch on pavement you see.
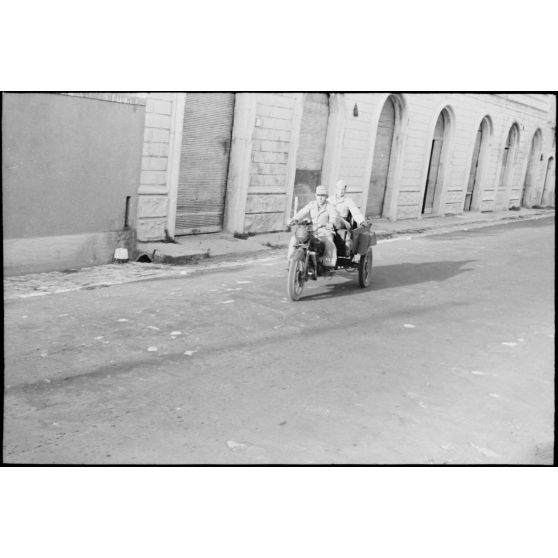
[502,342,517,347]
[470,443,499,459]
[147,346,158,352]
[184,350,196,356]
[403,324,416,328]
[117,318,129,322]
[170,331,182,336]
[470,370,486,375]
[236,281,252,284]
[488,393,501,399]
[146,326,159,330]
[226,440,247,450]
[220,300,235,304]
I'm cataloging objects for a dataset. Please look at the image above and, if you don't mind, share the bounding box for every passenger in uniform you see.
[328,179,367,254]
[287,185,338,270]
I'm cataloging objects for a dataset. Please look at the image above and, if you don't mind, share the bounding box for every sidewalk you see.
[137,206,555,262]
[4,207,554,300]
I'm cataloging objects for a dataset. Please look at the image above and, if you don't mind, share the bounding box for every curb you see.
[154,211,554,265]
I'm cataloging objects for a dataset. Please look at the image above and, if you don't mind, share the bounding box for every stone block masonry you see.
[136,93,177,241]
[133,93,555,241]
[244,93,300,234]
[336,93,555,220]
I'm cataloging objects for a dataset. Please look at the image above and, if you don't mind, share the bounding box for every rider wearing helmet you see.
[287,185,338,270]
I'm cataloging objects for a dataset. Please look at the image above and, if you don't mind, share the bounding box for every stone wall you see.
[243,93,301,233]
[136,93,176,241]
[134,93,555,241]
[336,93,554,220]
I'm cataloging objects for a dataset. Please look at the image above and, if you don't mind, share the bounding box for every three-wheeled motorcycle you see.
[286,217,376,301]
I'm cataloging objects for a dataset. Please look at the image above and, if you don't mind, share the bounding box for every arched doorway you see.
[367,96,396,218]
[464,116,491,211]
[541,156,555,207]
[292,93,330,213]
[521,129,543,207]
[422,108,451,215]
[497,123,520,205]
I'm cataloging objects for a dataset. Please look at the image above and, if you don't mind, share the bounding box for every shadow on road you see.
[300,260,477,301]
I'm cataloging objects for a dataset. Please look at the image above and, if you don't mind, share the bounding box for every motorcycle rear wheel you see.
[358,246,373,288]
[287,255,306,301]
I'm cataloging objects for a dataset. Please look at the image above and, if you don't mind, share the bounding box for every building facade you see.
[136,93,556,242]
[3,92,555,275]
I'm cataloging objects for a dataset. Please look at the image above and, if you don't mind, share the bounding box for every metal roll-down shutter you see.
[176,93,235,235]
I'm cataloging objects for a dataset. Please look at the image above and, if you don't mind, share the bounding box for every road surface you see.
[3,217,554,464]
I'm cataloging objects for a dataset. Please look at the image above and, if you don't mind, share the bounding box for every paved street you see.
[3,217,555,464]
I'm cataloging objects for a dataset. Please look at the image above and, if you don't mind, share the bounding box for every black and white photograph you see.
[3,91,555,465]
[1,3,556,557]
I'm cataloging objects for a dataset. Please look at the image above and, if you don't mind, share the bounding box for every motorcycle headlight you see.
[295,225,309,241]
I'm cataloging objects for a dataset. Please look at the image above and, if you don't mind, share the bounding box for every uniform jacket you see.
[328,195,365,226]
[292,200,338,231]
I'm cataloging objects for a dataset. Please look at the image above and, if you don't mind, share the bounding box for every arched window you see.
[497,123,520,200]
[465,116,492,211]
[366,95,406,219]
[422,107,452,215]
[521,129,543,207]
[541,156,555,207]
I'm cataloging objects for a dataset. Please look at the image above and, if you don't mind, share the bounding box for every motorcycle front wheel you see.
[287,254,306,301]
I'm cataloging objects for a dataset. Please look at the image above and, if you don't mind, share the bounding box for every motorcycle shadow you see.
[298,259,477,302]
